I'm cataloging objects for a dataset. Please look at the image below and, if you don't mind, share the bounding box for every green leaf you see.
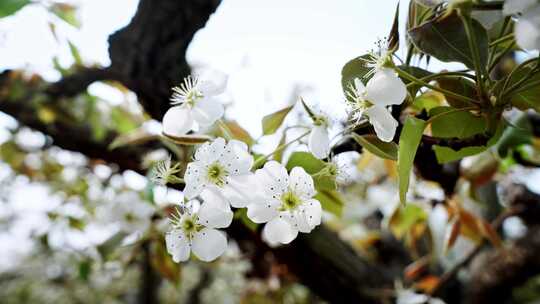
[234,209,258,232]
[397,65,432,97]
[111,107,139,134]
[351,134,398,161]
[224,121,255,146]
[389,204,427,239]
[437,76,478,108]
[286,152,335,191]
[496,114,533,157]
[434,122,504,163]
[273,132,287,163]
[429,107,486,138]
[506,67,540,112]
[412,91,445,111]
[50,3,80,28]
[78,260,92,282]
[314,190,343,217]
[398,117,426,204]
[409,12,488,70]
[341,54,372,102]
[68,40,83,65]
[262,105,294,135]
[0,0,30,18]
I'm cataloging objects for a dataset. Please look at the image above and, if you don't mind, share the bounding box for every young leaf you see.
[409,12,488,70]
[341,54,373,101]
[109,128,158,150]
[162,133,212,145]
[68,40,83,65]
[314,190,343,217]
[387,3,400,51]
[443,217,461,254]
[389,204,427,239]
[351,133,398,161]
[429,107,486,138]
[262,105,294,135]
[50,3,80,28]
[286,151,336,191]
[0,0,30,18]
[398,117,426,204]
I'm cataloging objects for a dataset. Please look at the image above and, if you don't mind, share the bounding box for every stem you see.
[461,12,488,98]
[489,33,514,48]
[252,130,310,169]
[395,67,479,104]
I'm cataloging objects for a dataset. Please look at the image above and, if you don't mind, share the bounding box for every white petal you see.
[503,0,536,15]
[282,211,312,233]
[162,106,193,136]
[354,78,366,95]
[197,195,233,229]
[366,106,398,142]
[365,68,406,106]
[515,9,540,50]
[303,199,322,229]
[195,69,228,96]
[183,162,206,199]
[289,167,316,199]
[308,125,330,159]
[195,137,226,164]
[222,139,253,174]
[192,98,224,127]
[165,229,191,262]
[255,161,289,197]
[221,174,258,208]
[246,198,280,223]
[262,217,298,245]
[192,228,227,262]
[397,290,429,304]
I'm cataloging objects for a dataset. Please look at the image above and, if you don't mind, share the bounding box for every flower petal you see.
[197,193,233,229]
[162,106,193,136]
[308,125,330,159]
[222,139,253,174]
[366,105,398,142]
[221,174,258,208]
[515,9,540,51]
[246,198,280,223]
[289,166,316,199]
[303,199,322,229]
[192,98,224,127]
[183,162,206,199]
[165,229,191,262]
[365,68,406,106]
[196,69,228,96]
[255,161,289,197]
[192,228,227,262]
[195,137,227,164]
[503,0,536,15]
[262,217,298,245]
[282,211,312,233]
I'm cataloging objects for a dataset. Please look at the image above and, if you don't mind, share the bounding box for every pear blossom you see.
[166,194,232,262]
[162,70,227,136]
[150,156,182,186]
[504,0,540,50]
[308,114,331,159]
[100,192,155,234]
[246,161,322,245]
[346,68,406,142]
[184,137,254,208]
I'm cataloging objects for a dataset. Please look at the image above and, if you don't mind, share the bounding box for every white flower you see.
[397,289,446,304]
[162,70,227,136]
[166,194,232,262]
[103,192,155,234]
[246,161,322,246]
[346,68,406,142]
[504,0,540,50]
[184,137,254,208]
[308,115,331,159]
[150,156,182,186]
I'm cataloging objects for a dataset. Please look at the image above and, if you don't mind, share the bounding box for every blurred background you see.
[1,0,540,303]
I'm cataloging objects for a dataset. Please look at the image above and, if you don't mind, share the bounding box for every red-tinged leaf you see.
[443,217,461,254]
[480,220,502,248]
[458,209,483,243]
[404,256,431,280]
[414,275,440,294]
